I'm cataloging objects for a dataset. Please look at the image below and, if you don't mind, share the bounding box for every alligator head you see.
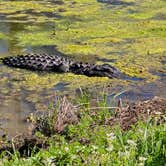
[70,63,120,78]
[89,64,121,78]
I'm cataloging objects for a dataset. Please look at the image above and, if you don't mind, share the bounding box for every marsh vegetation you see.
[0,0,165,165]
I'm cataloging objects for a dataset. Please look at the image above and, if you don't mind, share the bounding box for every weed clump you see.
[54,96,79,133]
[33,96,79,136]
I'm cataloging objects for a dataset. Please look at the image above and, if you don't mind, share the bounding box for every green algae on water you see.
[0,0,166,89]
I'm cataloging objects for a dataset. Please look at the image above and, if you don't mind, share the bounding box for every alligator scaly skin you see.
[2,54,120,78]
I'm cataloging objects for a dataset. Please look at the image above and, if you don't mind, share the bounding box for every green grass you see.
[0,95,165,166]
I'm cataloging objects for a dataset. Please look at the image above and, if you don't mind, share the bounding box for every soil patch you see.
[0,135,48,157]
[106,96,166,130]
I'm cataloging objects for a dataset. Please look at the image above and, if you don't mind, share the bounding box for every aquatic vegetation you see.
[23,72,110,91]
[0,0,165,100]
[0,0,166,136]
[0,33,5,39]
[8,0,165,80]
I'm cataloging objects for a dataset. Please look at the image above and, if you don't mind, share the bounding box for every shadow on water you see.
[107,75,166,104]
[53,82,70,91]
[97,0,134,6]
[25,45,66,56]
[0,40,8,54]
[119,73,145,81]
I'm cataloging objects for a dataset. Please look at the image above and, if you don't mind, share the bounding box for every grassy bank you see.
[0,95,165,166]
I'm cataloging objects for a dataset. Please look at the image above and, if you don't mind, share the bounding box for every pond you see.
[0,0,165,137]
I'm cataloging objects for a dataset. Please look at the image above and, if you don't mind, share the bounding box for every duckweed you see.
[0,0,165,111]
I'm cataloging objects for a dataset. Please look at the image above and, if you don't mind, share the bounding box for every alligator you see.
[1,54,121,79]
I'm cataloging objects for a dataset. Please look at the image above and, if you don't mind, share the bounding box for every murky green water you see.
[0,0,165,137]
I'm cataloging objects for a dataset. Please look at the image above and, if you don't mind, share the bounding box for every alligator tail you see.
[2,54,71,72]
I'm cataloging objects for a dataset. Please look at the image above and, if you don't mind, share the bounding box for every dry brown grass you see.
[106,96,166,130]
[54,96,79,133]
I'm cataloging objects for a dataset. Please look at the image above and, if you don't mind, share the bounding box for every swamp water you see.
[0,0,165,137]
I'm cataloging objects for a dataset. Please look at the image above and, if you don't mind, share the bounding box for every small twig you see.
[11,133,23,155]
[113,90,128,99]
[12,133,23,142]
[84,106,120,110]
[75,103,90,108]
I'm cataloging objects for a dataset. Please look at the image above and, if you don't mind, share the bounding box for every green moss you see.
[0,32,8,39]
[23,72,110,91]
[0,1,55,14]
[16,31,55,46]
[58,44,97,56]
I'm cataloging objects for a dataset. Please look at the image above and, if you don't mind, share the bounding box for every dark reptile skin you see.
[2,54,120,78]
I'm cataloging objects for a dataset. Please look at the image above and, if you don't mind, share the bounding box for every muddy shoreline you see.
[0,96,165,157]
